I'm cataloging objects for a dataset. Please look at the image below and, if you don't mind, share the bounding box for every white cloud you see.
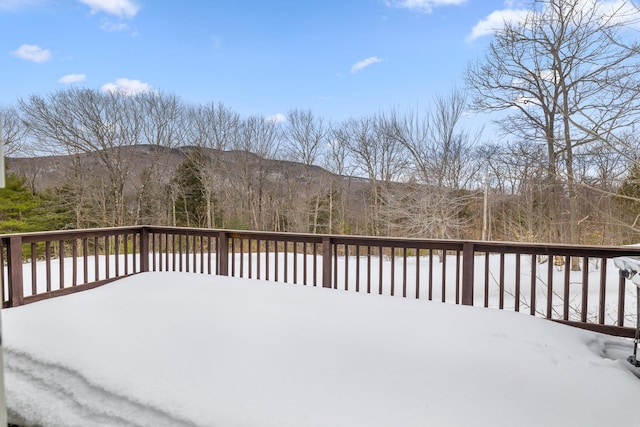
[58,73,87,84]
[266,113,286,124]
[467,0,639,41]
[78,0,140,19]
[101,78,151,95]
[11,44,51,63]
[466,8,529,41]
[350,56,383,74]
[385,0,467,14]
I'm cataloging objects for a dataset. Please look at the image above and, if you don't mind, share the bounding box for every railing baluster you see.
[46,241,51,292]
[355,245,360,292]
[292,242,296,284]
[59,239,65,289]
[499,252,505,310]
[599,258,607,325]
[514,253,521,312]
[124,234,129,275]
[257,239,261,281]
[581,256,589,323]
[191,235,196,273]
[208,235,213,275]
[415,248,420,299]
[390,247,395,296]
[402,247,407,298]
[83,238,89,283]
[31,243,37,296]
[378,245,383,295]
[530,255,537,316]
[200,236,204,274]
[164,233,169,271]
[94,237,99,281]
[151,233,157,271]
[455,250,461,304]
[618,274,626,327]
[134,232,139,273]
[105,236,110,279]
[248,239,253,279]
[428,249,433,301]
[367,245,371,294]
[441,251,447,303]
[563,255,571,320]
[484,252,490,308]
[546,255,553,319]
[231,238,236,277]
[115,235,120,277]
[266,240,270,281]
[238,237,244,278]
[72,239,78,286]
[274,240,279,282]
[344,244,349,292]
[313,243,318,286]
[283,241,288,282]
[303,242,307,286]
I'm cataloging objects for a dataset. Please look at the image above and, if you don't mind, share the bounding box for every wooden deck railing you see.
[2,226,639,338]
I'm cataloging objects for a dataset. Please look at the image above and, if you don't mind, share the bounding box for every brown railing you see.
[1,226,639,337]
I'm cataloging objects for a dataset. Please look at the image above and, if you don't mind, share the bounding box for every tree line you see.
[2,0,640,246]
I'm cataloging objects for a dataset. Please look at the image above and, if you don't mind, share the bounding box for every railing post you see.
[461,242,474,306]
[322,237,332,288]
[140,227,149,273]
[218,231,229,276]
[8,235,24,307]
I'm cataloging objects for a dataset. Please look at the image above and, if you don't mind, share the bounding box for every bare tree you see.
[479,139,549,242]
[383,90,482,240]
[130,92,187,225]
[323,127,356,234]
[339,115,409,235]
[466,0,640,253]
[20,88,146,226]
[1,106,29,156]
[283,108,331,233]
[230,115,282,230]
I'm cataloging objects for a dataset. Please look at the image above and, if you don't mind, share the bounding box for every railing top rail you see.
[1,225,639,258]
[145,226,640,257]
[144,226,326,243]
[0,226,144,243]
[471,241,640,257]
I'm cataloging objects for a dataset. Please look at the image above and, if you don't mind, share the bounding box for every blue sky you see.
[0,0,525,122]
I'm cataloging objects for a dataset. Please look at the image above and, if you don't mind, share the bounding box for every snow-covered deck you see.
[3,272,640,426]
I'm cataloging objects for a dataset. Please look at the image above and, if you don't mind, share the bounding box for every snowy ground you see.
[3,271,640,426]
[15,252,639,325]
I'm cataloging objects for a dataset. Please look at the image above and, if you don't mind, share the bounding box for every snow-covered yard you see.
[3,271,640,426]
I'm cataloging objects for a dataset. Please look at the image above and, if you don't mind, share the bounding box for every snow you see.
[3,271,640,426]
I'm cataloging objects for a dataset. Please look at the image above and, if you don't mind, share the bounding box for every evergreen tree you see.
[0,174,72,233]
[171,151,222,228]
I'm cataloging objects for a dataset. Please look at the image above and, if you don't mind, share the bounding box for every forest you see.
[2,0,640,246]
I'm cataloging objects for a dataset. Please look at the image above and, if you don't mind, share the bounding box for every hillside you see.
[5,145,374,233]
